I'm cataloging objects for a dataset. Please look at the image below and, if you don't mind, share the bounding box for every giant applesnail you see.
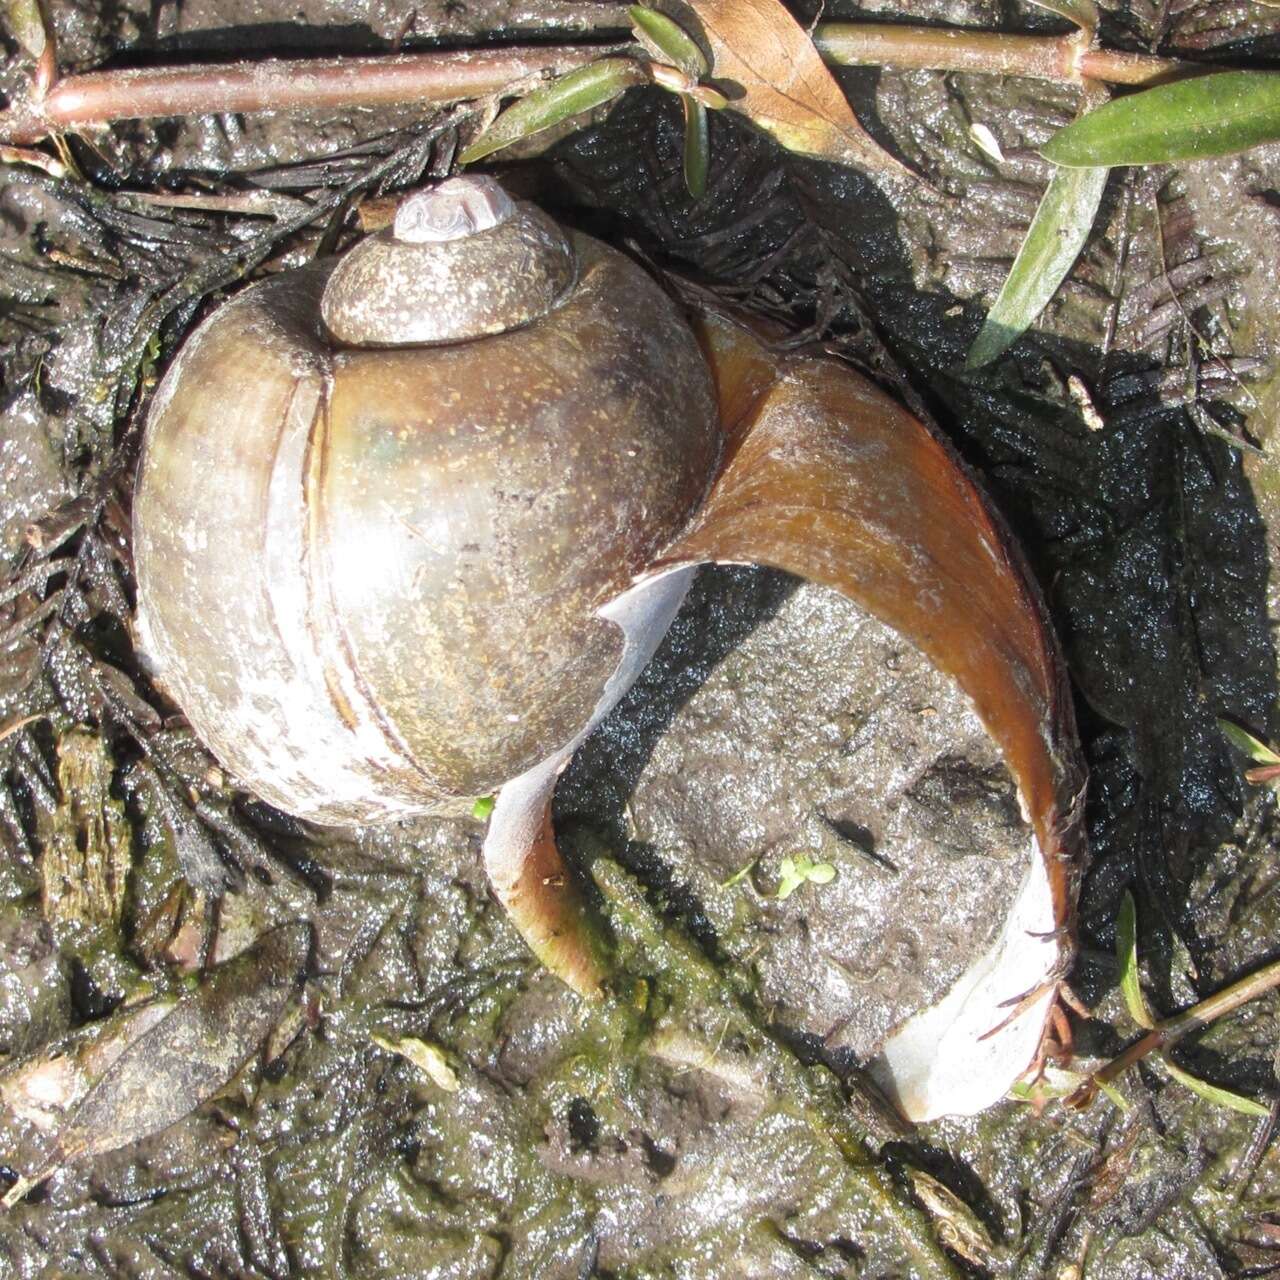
[133,176,1086,1122]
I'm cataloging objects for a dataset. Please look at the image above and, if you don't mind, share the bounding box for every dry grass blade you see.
[1025,0,1099,37]
[683,0,913,180]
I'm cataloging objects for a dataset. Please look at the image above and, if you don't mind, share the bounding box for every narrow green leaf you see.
[966,161,1108,368]
[459,59,649,165]
[1116,891,1156,1030]
[629,5,708,77]
[721,860,757,890]
[682,94,709,198]
[1159,1054,1271,1117]
[5,0,47,59]
[1042,71,1280,168]
[1097,1080,1131,1112]
[1218,718,1280,766]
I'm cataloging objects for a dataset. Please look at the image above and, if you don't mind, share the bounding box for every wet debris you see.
[0,920,311,1205]
[36,727,129,933]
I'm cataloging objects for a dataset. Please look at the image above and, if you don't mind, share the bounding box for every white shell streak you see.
[869,834,1059,1120]
[133,271,444,824]
[484,569,696,901]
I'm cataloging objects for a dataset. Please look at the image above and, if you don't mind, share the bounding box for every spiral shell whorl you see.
[321,176,577,348]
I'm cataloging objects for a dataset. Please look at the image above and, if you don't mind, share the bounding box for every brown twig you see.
[0,22,1215,147]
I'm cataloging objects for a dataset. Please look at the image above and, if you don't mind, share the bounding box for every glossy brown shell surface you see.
[133,233,719,823]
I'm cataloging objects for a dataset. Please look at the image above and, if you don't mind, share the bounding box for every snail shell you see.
[134,176,1086,1124]
[133,178,718,823]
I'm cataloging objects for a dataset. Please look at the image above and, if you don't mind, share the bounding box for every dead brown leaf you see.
[681,0,913,180]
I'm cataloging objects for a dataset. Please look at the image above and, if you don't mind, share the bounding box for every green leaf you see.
[458,58,649,165]
[966,161,1108,368]
[471,795,495,821]
[629,5,708,77]
[1218,719,1280,766]
[1159,1053,1270,1118]
[1097,1080,1131,1112]
[1116,891,1156,1030]
[682,94,710,198]
[1041,71,1280,169]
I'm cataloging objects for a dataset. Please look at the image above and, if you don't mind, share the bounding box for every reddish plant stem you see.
[0,24,1207,146]
[0,45,605,145]
[814,23,1184,86]
[1072,952,1280,1104]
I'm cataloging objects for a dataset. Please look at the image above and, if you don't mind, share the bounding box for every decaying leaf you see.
[38,729,131,932]
[680,0,912,180]
[906,1168,996,1269]
[371,1032,459,1092]
[0,922,311,1202]
[3,0,46,60]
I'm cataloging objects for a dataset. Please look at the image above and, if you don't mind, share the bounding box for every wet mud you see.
[2,0,1280,1276]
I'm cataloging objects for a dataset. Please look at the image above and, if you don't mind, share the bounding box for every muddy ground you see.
[2,0,1280,1276]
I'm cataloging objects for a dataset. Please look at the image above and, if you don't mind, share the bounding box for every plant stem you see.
[1077,954,1280,1099]
[813,23,1182,86]
[0,45,607,145]
[0,23,1213,146]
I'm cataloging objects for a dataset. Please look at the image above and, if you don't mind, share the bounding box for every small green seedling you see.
[471,795,495,821]
[773,854,837,901]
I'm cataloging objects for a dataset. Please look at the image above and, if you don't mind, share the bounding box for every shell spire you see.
[320,176,577,347]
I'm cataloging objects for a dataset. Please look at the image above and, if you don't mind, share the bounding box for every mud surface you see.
[2,0,1280,1277]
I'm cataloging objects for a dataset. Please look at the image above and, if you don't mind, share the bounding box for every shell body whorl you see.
[134,213,718,824]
